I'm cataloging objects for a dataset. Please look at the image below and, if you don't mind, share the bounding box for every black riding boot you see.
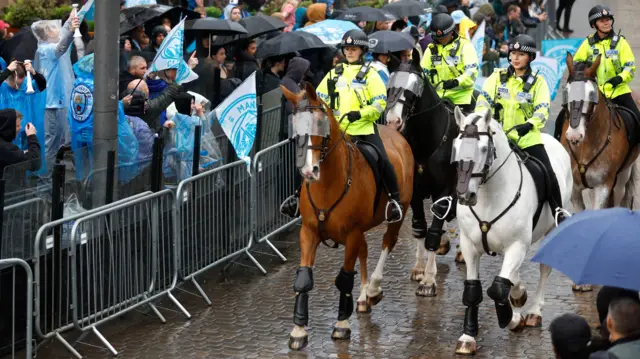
[383,160,403,223]
[523,145,567,225]
[554,107,567,141]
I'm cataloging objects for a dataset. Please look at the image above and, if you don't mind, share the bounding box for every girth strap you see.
[469,155,524,256]
[305,142,354,248]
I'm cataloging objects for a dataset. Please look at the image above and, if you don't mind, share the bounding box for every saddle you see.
[615,104,640,148]
[353,139,385,217]
[509,142,548,229]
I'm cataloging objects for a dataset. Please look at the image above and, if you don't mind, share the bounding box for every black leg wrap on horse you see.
[293,267,314,326]
[462,280,483,336]
[487,276,514,329]
[335,268,356,321]
[425,218,445,251]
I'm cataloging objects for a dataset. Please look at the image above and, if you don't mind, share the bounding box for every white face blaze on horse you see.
[385,70,424,132]
[563,80,598,145]
[452,107,494,206]
[292,109,330,181]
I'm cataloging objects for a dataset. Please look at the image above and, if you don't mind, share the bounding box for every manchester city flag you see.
[214,71,257,167]
[146,18,198,84]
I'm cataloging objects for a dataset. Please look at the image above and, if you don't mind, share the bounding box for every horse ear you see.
[411,48,420,68]
[454,106,465,127]
[483,108,492,124]
[280,84,298,105]
[590,55,601,74]
[566,52,574,75]
[303,81,319,102]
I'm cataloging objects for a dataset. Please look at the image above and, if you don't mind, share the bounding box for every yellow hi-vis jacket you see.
[573,31,636,99]
[316,62,387,136]
[420,36,479,105]
[475,67,550,149]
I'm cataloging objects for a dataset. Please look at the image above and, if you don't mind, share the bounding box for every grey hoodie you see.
[282,57,311,115]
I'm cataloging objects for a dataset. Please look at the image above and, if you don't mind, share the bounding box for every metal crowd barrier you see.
[175,160,263,306]
[250,139,300,263]
[0,258,33,359]
[32,191,153,359]
[69,189,190,356]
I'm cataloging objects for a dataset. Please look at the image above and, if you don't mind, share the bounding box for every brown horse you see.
[282,83,414,350]
[562,53,640,291]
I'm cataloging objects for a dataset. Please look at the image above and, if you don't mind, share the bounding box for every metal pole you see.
[192,125,202,176]
[93,0,120,207]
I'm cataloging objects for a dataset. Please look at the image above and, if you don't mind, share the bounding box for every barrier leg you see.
[191,277,212,306]
[146,301,166,323]
[263,239,287,263]
[167,292,191,319]
[245,249,267,275]
[91,326,118,357]
[55,331,83,359]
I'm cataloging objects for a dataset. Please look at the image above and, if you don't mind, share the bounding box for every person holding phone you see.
[0,109,41,176]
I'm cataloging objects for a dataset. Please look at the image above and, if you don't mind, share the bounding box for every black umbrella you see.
[238,14,286,39]
[256,31,327,59]
[334,7,397,22]
[382,0,429,18]
[185,18,248,35]
[0,27,38,63]
[368,30,415,54]
[120,4,200,35]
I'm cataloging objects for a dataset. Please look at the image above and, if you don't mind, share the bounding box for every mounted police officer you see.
[554,5,639,139]
[421,12,479,113]
[475,34,567,223]
[280,29,403,223]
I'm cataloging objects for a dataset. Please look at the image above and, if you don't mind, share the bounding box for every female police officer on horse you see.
[280,29,403,223]
[554,5,639,139]
[475,34,567,223]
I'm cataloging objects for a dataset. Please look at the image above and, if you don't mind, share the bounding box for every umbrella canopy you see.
[238,14,286,39]
[256,31,327,59]
[296,19,359,45]
[382,0,429,18]
[185,18,248,35]
[368,30,415,54]
[120,4,200,35]
[334,7,397,22]
[532,207,640,291]
[0,27,38,63]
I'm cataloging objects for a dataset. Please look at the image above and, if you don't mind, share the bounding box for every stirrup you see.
[554,208,572,227]
[280,195,300,217]
[430,196,453,220]
[385,199,403,223]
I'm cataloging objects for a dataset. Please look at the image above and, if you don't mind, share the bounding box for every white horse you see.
[451,108,573,355]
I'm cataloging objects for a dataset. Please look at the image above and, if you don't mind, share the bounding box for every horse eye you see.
[481,146,488,153]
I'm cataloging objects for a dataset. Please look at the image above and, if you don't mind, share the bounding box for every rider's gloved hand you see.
[346,111,361,123]
[514,122,534,137]
[607,76,623,88]
[442,79,459,90]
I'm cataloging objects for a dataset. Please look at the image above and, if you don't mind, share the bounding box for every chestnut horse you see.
[562,53,640,291]
[282,83,414,350]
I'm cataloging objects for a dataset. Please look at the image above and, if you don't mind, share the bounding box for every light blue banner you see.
[542,38,584,100]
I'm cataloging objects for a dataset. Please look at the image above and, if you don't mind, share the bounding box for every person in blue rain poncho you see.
[68,53,139,183]
[32,16,79,175]
[0,60,47,176]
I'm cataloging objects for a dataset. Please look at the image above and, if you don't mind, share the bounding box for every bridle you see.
[386,68,444,121]
[566,70,598,129]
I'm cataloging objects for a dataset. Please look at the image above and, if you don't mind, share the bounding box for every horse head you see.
[385,48,441,132]
[564,52,601,145]
[452,107,497,206]
[281,82,337,181]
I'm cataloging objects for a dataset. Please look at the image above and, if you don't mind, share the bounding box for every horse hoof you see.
[331,327,351,340]
[509,290,527,308]
[455,251,466,264]
[415,283,437,297]
[455,339,477,356]
[356,300,371,313]
[410,268,424,281]
[367,292,383,306]
[436,237,451,255]
[572,284,593,292]
[509,316,527,332]
[524,314,542,327]
[289,334,309,350]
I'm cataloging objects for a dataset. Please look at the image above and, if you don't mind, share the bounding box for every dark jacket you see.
[142,82,186,130]
[232,51,259,82]
[589,336,640,359]
[118,70,138,97]
[263,70,282,94]
[0,109,41,177]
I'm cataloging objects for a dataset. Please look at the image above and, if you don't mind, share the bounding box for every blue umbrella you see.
[532,207,640,291]
[296,19,359,45]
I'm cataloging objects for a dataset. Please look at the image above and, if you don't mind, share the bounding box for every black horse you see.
[384,48,461,296]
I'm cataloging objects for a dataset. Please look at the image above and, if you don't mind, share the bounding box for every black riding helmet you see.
[340,29,370,57]
[509,34,537,62]
[588,5,614,29]
[429,13,456,39]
